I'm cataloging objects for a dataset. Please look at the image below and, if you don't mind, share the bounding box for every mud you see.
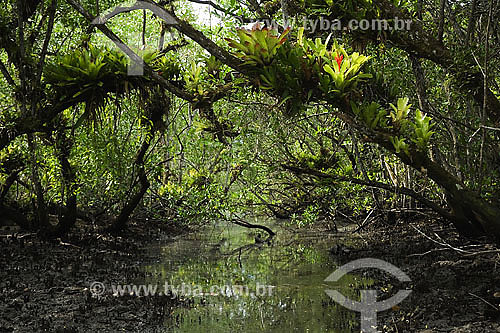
[334,217,500,332]
[0,218,185,333]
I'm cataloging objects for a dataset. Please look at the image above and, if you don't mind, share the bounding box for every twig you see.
[468,292,499,311]
[480,125,500,131]
[468,126,482,143]
[410,225,473,254]
[186,0,237,17]
[57,238,81,248]
[463,249,500,256]
[337,211,358,225]
[478,0,494,192]
[352,209,375,233]
[408,244,487,257]
[409,247,455,257]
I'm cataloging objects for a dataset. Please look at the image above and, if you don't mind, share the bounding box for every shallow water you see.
[145,220,373,332]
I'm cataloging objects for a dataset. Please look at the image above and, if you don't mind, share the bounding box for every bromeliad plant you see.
[295,28,372,96]
[150,53,183,82]
[226,25,436,158]
[44,45,130,99]
[204,55,224,79]
[351,101,388,129]
[349,95,435,156]
[45,45,185,103]
[389,97,412,128]
[385,99,435,155]
[226,26,372,115]
[184,61,205,95]
[412,109,435,150]
[321,46,372,95]
[44,45,134,123]
[44,45,189,124]
[390,136,409,155]
[225,23,291,66]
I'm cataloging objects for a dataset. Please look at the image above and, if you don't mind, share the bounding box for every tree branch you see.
[36,0,57,86]
[186,0,240,18]
[65,0,195,101]
[280,164,455,221]
[0,59,16,87]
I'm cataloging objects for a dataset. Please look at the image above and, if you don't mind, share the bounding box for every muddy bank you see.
[0,218,186,333]
[333,217,500,332]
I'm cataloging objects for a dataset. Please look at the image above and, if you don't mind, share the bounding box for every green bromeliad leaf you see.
[412,109,435,150]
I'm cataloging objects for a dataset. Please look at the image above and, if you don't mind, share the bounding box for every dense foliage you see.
[0,0,499,240]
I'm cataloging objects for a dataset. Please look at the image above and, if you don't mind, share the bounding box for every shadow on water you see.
[144,220,374,332]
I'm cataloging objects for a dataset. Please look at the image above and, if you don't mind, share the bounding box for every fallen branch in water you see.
[230,217,275,238]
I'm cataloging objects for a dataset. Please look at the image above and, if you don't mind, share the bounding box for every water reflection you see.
[145,221,373,332]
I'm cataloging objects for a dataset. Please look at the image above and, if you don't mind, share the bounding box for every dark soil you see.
[0,218,186,333]
[333,216,500,333]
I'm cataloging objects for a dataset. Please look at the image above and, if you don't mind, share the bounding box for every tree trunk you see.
[107,131,152,233]
[52,128,77,237]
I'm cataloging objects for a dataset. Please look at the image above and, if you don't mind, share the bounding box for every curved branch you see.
[231,217,276,238]
[186,0,241,19]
